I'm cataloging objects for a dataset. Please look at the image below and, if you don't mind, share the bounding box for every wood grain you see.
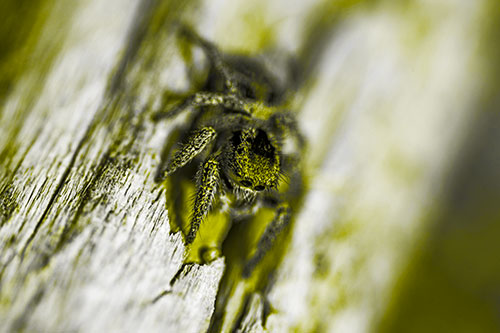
[0,0,492,332]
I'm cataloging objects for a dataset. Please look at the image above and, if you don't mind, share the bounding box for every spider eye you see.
[231,131,242,147]
[254,185,265,191]
[253,129,275,158]
[241,180,252,187]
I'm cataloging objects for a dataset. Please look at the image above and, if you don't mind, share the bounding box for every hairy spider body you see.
[156,25,304,277]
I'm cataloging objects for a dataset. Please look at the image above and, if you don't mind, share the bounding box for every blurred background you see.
[1,0,499,332]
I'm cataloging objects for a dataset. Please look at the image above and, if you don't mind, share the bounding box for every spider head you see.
[227,128,280,192]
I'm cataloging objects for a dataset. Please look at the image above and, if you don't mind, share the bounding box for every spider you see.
[155,25,304,277]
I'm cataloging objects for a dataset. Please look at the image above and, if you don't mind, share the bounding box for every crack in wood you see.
[20,119,95,261]
[169,263,194,287]
[149,289,173,304]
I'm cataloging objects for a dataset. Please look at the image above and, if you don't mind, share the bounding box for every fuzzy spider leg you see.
[186,156,221,244]
[208,114,268,132]
[269,111,306,149]
[162,127,216,178]
[190,92,252,113]
[152,91,257,121]
[242,203,291,278]
[179,25,239,95]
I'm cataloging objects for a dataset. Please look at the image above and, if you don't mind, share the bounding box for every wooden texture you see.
[0,0,497,332]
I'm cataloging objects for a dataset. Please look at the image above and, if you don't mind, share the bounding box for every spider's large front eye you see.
[241,180,252,187]
[253,129,275,158]
[231,131,242,147]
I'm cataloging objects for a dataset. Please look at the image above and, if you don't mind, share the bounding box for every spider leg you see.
[186,155,221,244]
[160,127,216,179]
[190,92,251,113]
[269,111,306,149]
[208,113,269,132]
[242,203,291,278]
[152,91,258,121]
[179,24,239,95]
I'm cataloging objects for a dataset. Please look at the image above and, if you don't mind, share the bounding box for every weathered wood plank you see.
[0,0,496,332]
[0,0,223,331]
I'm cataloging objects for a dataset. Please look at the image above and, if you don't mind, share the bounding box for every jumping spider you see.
[155,25,304,277]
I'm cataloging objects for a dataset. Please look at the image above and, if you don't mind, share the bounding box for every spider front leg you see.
[152,91,254,121]
[160,127,216,180]
[186,155,221,244]
[242,203,291,278]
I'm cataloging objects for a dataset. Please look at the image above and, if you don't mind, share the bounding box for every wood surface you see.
[1,0,497,332]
